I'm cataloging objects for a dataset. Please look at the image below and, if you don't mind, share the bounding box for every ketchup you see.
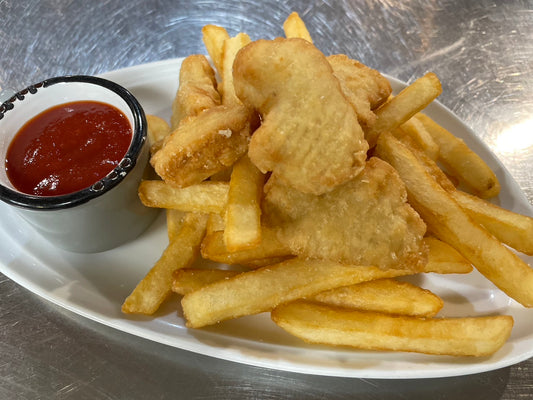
[5,101,132,196]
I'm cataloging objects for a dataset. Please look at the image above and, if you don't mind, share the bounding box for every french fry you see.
[395,130,533,255]
[201,228,291,265]
[240,256,292,268]
[376,132,533,307]
[312,279,444,317]
[138,180,229,213]
[172,268,239,295]
[220,33,251,106]
[366,73,442,147]
[166,209,186,242]
[224,154,265,251]
[415,113,500,198]
[398,117,439,160]
[122,213,208,315]
[175,236,471,298]
[206,212,225,235]
[271,300,513,357]
[201,24,230,75]
[170,55,221,131]
[283,12,313,43]
[392,129,457,192]
[181,258,421,328]
[451,190,533,255]
[423,236,473,274]
[146,115,171,150]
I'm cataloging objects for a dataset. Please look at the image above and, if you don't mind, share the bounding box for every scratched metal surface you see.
[0,0,532,399]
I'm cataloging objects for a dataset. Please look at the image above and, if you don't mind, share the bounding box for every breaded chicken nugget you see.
[262,157,427,270]
[151,105,252,188]
[327,55,392,130]
[233,38,368,195]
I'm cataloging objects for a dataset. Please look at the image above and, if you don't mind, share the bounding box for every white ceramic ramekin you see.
[0,75,159,252]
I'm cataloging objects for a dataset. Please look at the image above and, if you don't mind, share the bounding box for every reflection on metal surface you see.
[495,119,533,154]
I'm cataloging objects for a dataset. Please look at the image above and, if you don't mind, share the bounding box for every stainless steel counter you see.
[1,1,532,398]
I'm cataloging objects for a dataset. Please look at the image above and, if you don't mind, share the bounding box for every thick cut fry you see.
[241,256,291,268]
[201,25,230,75]
[138,180,229,213]
[201,229,291,265]
[220,33,251,106]
[170,55,221,131]
[398,117,439,160]
[271,300,513,357]
[394,131,533,255]
[181,258,421,328]
[365,73,442,147]
[146,115,171,150]
[392,129,457,192]
[122,213,208,315]
[233,38,368,195]
[283,12,313,42]
[174,236,472,298]
[224,155,265,252]
[376,133,533,307]
[151,105,251,187]
[451,190,533,255]
[206,212,225,235]
[312,279,443,317]
[424,236,473,274]
[415,113,500,198]
[172,268,239,295]
[166,209,186,242]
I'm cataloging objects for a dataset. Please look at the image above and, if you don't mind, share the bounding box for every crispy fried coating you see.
[170,55,221,130]
[151,105,251,188]
[262,157,427,270]
[328,54,392,130]
[233,38,368,195]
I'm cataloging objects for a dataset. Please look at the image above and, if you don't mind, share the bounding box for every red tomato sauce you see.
[5,101,132,196]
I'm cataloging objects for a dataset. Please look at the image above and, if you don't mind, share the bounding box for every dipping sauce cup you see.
[0,75,158,253]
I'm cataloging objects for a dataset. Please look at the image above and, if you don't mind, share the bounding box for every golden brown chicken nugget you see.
[262,157,427,270]
[327,54,392,130]
[151,105,251,188]
[233,38,368,195]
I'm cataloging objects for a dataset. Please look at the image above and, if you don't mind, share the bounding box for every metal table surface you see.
[0,1,532,399]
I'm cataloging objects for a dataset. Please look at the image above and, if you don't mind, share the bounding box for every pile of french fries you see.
[122,13,533,358]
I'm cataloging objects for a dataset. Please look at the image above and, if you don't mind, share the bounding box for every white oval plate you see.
[1,58,532,379]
